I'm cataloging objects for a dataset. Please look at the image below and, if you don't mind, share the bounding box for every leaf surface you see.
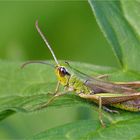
[89,0,140,72]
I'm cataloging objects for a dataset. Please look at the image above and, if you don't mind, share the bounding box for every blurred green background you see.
[0,1,119,139]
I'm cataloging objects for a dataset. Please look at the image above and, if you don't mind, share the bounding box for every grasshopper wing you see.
[67,64,137,94]
[85,80,136,94]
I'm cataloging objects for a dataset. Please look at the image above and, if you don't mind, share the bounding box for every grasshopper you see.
[22,20,140,127]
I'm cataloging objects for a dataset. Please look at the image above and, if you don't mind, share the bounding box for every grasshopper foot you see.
[99,117,106,128]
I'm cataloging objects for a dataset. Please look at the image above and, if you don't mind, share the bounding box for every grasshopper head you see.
[55,66,71,86]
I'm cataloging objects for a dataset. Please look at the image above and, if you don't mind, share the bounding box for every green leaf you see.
[121,1,140,38]
[30,117,140,140]
[1,59,140,140]
[1,1,140,139]
[1,60,140,139]
[0,60,116,120]
[88,0,140,73]
[29,120,100,140]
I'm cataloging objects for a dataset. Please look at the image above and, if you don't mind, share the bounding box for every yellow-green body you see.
[56,66,92,94]
[55,65,140,112]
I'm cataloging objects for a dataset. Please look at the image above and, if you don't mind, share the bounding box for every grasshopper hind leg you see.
[79,94,106,127]
[98,96,106,127]
[98,98,119,127]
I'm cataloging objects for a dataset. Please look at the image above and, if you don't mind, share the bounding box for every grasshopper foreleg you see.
[35,81,66,110]
[35,92,68,110]
[54,81,60,94]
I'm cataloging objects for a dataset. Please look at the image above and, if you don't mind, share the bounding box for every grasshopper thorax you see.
[55,66,71,86]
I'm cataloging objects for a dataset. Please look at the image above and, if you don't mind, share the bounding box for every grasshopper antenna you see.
[35,20,59,66]
[21,61,55,69]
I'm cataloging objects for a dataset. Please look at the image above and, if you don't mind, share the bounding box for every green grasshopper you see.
[23,20,140,127]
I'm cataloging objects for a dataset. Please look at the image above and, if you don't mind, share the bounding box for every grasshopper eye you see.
[59,67,70,76]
